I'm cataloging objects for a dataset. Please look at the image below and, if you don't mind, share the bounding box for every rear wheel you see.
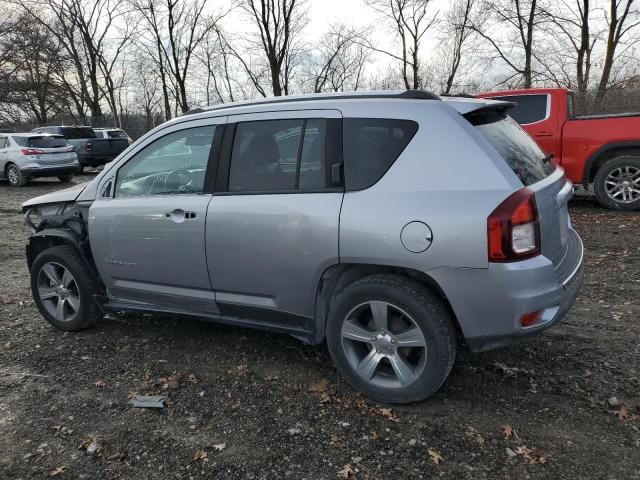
[58,173,74,183]
[326,274,456,404]
[594,156,640,210]
[6,164,26,187]
[31,245,102,331]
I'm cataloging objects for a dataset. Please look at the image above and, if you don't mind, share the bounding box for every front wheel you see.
[326,274,457,404]
[31,245,103,331]
[594,156,640,210]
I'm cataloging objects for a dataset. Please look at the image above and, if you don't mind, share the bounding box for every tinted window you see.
[492,94,548,124]
[228,119,327,192]
[343,118,418,190]
[107,130,128,139]
[115,126,215,197]
[0,137,6,148]
[470,111,554,186]
[13,136,69,148]
[60,127,97,139]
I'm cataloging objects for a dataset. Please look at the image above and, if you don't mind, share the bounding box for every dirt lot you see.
[0,173,638,480]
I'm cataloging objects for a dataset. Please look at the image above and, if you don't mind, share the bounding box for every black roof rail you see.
[183,90,440,116]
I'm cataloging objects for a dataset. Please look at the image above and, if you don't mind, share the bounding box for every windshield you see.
[468,111,554,186]
[107,130,128,139]
[13,136,70,148]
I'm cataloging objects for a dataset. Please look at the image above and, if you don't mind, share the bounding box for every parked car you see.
[477,88,640,210]
[0,133,79,186]
[21,91,584,403]
[93,127,133,144]
[31,126,129,171]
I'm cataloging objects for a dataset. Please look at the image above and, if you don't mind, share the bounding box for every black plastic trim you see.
[184,90,440,116]
[202,124,226,194]
[581,141,640,188]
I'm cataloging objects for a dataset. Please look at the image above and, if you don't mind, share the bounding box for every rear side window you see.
[13,136,69,148]
[228,119,327,192]
[60,127,96,139]
[343,118,418,191]
[492,94,548,124]
[107,130,128,139]
[469,111,554,186]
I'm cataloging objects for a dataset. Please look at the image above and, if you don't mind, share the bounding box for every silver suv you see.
[22,91,584,403]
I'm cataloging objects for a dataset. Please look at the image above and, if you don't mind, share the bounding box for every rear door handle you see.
[534,132,553,137]
[165,209,196,223]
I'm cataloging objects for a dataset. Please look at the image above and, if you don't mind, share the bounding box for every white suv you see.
[0,133,80,186]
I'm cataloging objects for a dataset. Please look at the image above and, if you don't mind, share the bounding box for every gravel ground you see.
[0,173,639,480]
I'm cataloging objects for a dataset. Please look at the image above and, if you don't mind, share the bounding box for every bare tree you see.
[595,0,640,104]
[472,0,546,88]
[197,28,238,104]
[238,0,309,96]
[437,0,480,94]
[363,0,438,89]
[308,23,371,93]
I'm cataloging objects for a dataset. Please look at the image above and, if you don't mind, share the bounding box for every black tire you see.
[326,274,457,404]
[6,163,27,187]
[30,245,103,331]
[78,166,84,174]
[58,174,74,183]
[593,156,640,210]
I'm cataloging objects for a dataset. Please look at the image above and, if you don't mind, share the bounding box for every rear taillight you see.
[66,146,75,152]
[85,141,93,151]
[488,188,540,262]
[21,148,44,156]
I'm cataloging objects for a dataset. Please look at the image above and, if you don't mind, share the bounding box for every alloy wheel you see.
[36,262,81,322]
[605,166,640,204]
[7,166,19,185]
[341,301,427,389]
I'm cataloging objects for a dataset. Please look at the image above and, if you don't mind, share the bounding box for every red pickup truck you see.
[478,88,640,210]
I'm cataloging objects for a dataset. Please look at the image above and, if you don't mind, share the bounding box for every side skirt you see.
[101,301,316,342]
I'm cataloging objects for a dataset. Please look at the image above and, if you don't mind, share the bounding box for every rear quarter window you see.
[343,118,418,190]
[469,111,554,186]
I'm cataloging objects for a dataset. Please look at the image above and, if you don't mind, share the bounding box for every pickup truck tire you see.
[326,274,456,404]
[57,174,74,183]
[6,163,27,187]
[31,245,102,331]
[594,156,640,210]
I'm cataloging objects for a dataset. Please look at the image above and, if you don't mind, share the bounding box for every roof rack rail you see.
[184,89,440,116]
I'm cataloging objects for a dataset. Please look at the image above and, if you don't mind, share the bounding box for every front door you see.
[89,118,226,311]
[206,110,343,327]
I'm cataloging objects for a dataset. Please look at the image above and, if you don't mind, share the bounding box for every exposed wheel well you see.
[313,264,462,344]
[586,146,640,186]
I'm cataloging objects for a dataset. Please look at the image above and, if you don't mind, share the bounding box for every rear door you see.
[491,93,560,158]
[89,117,226,311]
[0,136,8,174]
[205,109,343,326]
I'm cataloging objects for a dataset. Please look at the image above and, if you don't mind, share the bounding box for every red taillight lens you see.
[21,148,44,156]
[66,146,75,152]
[85,142,93,151]
[488,188,540,262]
[520,310,542,327]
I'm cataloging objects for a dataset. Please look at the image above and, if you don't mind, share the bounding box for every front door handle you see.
[165,209,196,223]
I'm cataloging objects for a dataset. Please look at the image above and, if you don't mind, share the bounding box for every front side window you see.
[0,137,6,148]
[343,118,418,191]
[492,94,548,124]
[115,125,215,197]
[228,119,327,192]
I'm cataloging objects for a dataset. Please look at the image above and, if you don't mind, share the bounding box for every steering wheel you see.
[164,169,195,193]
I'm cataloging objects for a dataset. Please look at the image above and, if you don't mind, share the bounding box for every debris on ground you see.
[128,395,167,409]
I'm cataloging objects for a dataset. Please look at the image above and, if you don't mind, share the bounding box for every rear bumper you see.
[76,154,117,167]
[429,229,584,352]
[22,165,80,178]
